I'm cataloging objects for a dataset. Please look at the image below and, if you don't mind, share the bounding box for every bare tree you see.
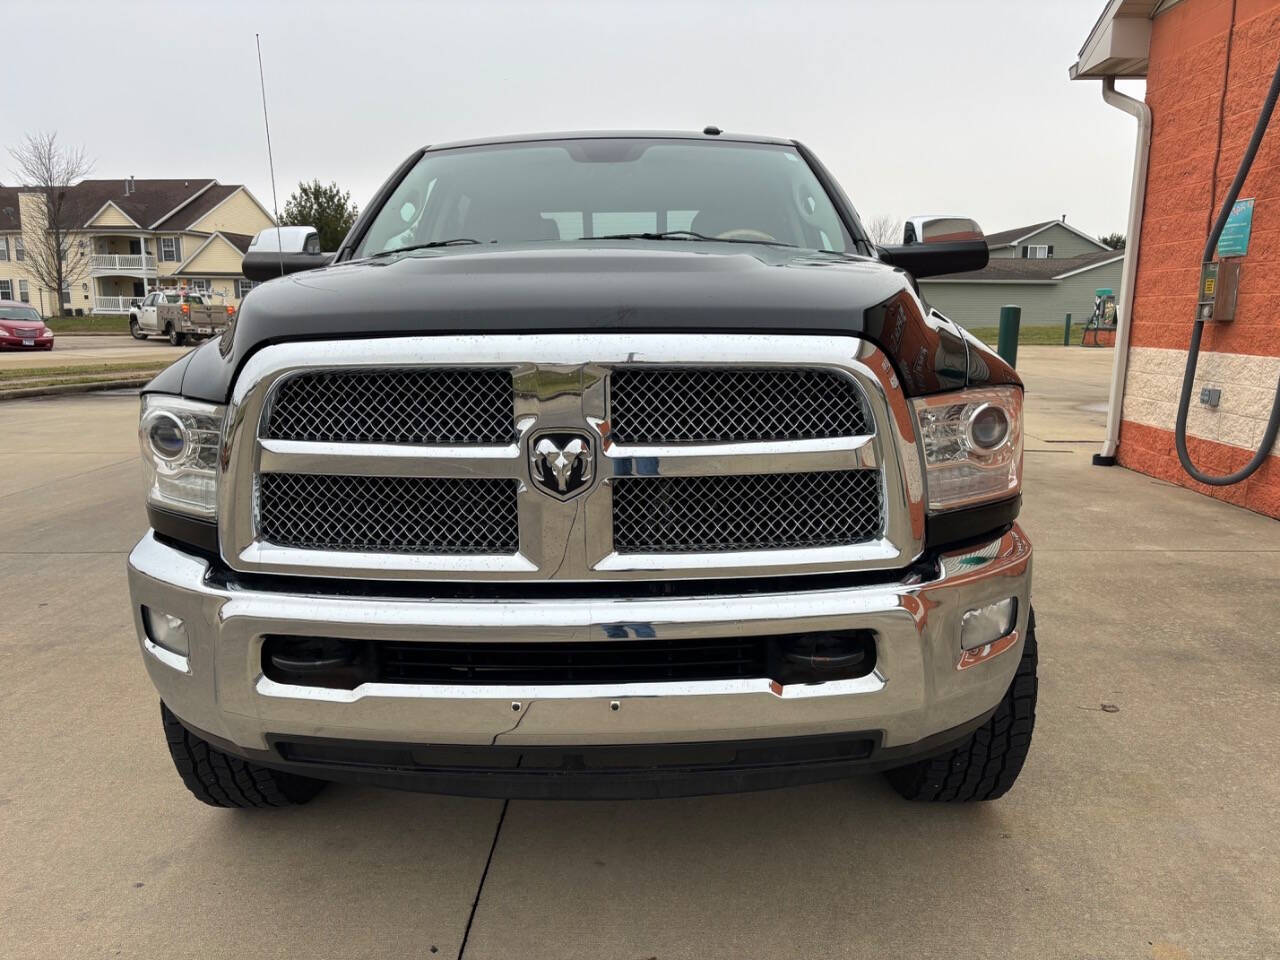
[864,214,903,247]
[8,132,94,315]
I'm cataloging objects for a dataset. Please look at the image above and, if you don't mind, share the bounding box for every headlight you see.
[139,395,225,518]
[911,385,1023,511]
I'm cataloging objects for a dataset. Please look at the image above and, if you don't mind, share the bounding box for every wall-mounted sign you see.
[1216,197,1254,258]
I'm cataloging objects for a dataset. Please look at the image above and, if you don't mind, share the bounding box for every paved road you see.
[2,347,1277,959]
[0,335,190,370]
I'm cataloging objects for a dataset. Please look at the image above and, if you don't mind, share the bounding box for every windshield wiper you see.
[368,238,486,258]
[581,230,799,248]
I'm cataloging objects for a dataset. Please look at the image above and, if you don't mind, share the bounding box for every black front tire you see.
[129,318,147,340]
[160,702,326,808]
[885,608,1038,802]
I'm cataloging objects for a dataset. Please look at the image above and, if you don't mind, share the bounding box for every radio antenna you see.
[255,33,285,276]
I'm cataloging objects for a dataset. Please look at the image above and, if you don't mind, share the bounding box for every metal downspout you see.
[1094,76,1152,465]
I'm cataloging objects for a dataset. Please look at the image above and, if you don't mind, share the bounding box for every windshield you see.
[0,306,41,323]
[353,138,855,259]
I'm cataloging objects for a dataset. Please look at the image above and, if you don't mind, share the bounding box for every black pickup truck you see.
[129,130,1035,807]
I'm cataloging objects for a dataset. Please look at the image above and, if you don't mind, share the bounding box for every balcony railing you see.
[89,253,156,274]
[93,295,138,314]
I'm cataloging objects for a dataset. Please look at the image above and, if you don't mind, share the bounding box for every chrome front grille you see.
[609,368,870,443]
[258,473,519,554]
[221,335,922,580]
[265,368,515,444]
[612,471,882,553]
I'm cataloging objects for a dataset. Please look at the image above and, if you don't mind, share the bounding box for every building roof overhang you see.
[1069,0,1160,80]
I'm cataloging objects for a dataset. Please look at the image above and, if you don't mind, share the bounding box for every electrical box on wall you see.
[1197,260,1240,322]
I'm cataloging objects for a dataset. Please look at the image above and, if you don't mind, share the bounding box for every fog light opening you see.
[262,636,376,689]
[772,630,877,685]
[142,606,189,657]
[960,597,1017,651]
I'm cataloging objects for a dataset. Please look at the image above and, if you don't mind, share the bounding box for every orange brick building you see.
[1073,0,1280,517]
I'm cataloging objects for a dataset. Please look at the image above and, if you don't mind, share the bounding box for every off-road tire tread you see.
[160,702,325,808]
[886,608,1037,802]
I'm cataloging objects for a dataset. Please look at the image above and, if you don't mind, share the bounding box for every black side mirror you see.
[879,216,989,279]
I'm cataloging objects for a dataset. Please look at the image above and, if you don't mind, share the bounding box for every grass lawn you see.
[0,360,169,384]
[962,323,1092,347]
[0,373,157,392]
[45,315,131,335]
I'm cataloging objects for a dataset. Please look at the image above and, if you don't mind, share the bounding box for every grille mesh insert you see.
[612,470,882,553]
[258,473,519,554]
[609,368,870,444]
[266,368,515,445]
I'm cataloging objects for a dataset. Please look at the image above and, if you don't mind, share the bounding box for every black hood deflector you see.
[168,243,1019,402]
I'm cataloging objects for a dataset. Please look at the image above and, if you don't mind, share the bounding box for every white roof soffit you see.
[1069,0,1158,80]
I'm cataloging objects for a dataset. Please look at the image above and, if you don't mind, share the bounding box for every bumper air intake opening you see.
[261,630,878,690]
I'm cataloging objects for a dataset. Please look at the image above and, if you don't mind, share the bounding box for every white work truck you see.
[128,292,234,346]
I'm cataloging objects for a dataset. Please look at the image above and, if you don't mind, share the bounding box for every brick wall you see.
[1121,0,1280,516]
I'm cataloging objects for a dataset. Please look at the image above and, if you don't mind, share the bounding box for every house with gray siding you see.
[920,219,1123,328]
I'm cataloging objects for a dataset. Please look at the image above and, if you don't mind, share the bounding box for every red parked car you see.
[0,300,54,350]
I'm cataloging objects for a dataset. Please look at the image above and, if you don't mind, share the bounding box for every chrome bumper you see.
[127,527,1031,754]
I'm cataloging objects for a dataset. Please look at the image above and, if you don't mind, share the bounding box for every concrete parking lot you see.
[1,347,1277,959]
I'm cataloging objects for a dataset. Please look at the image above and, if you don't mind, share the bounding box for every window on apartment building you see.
[188,278,209,293]
[18,279,29,302]
[236,278,259,299]
[14,236,24,261]
[0,237,8,261]
[61,285,71,307]
[0,279,11,299]
[160,236,182,262]
[1021,244,1053,259]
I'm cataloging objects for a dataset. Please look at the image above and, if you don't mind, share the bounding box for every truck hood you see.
[168,242,1018,403]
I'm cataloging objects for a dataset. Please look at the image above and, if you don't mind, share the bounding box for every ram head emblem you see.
[531,433,594,498]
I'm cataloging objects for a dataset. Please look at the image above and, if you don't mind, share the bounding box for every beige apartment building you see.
[0,178,274,316]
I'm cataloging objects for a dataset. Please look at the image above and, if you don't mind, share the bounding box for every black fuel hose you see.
[1175,55,1280,485]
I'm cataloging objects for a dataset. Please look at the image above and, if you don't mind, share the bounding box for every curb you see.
[0,377,151,402]
[52,331,131,337]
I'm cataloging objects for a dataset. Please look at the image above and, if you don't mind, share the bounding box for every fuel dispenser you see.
[1095,288,1117,326]
[1082,288,1118,347]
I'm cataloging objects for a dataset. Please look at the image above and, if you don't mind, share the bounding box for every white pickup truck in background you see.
[128,292,234,346]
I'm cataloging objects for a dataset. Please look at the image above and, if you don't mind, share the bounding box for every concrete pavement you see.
[1,347,1277,959]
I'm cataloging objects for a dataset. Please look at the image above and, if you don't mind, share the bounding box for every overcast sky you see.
[3,0,1140,240]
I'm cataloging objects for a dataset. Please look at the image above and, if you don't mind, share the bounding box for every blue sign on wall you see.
[1216,197,1254,258]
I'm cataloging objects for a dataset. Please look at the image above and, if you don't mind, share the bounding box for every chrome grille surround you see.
[265,367,515,445]
[219,334,925,581]
[609,367,871,443]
